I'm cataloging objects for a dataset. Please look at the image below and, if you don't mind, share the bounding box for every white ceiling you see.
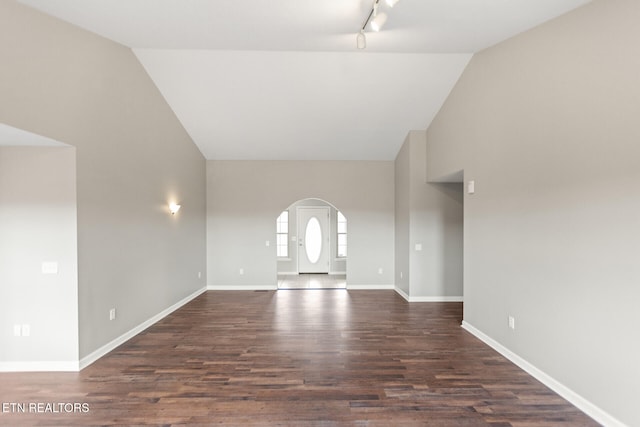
[0,123,68,147]
[18,0,592,160]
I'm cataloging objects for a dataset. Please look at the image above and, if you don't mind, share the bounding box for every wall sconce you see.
[169,202,181,215]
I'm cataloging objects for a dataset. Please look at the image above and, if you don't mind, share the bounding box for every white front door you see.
[297,207,330,273]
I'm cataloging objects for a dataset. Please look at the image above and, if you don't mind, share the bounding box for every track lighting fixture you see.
[356,0,399,49]
[370,12,387,32]
[356,30,366,49]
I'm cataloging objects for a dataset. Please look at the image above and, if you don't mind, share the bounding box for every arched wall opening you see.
[275,198,347,289]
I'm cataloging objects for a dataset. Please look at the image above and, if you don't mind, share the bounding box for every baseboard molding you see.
[207,285,277,291]
[0,360,79,372]
[408,296,463,302]
[79,286,206,370]
[461,321,627,427]
[277,271,298,275]
[347,284,395,290]
[393,288,462,302]
[208,284,395,291]
[394,287,410,301]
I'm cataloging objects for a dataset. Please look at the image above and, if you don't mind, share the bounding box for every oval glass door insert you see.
[305,217,322,264]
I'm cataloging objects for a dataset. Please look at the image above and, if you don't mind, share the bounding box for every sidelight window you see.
[337,211,347,258]
[276,210,289,257]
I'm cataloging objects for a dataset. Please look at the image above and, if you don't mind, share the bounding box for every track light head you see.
[370,12,387,32]
[357,0,397,48]
[356,31,366,49]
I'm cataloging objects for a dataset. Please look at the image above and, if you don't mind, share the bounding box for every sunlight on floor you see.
[277,273,347,289]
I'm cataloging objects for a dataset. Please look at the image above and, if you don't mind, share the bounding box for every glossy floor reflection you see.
[0,291,597,426]
[277,273,347,289]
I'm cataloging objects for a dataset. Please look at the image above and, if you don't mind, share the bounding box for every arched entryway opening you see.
[275,198,347,289]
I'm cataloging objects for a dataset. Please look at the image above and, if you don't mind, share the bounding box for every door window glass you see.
[305,217,322,264]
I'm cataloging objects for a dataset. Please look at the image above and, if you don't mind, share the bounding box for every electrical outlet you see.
[508,316,515,330]
[109,308,116,321]
[378,268,383,275]
[400,272,403,279]
[13,324,21,337]
[21,324,30,337]
[198,271,202,279]
[239,268,244,275]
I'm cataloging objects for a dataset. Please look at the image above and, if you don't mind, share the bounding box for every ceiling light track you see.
[356,0,400,49]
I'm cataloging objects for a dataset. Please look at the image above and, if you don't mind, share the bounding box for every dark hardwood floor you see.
[0,290,597,426]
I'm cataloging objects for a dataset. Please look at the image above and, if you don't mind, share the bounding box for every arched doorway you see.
[275,198,347,289]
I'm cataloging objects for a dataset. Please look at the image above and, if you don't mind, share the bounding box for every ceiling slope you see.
[17,0,592,159]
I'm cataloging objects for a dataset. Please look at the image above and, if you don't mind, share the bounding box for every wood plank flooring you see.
[0,290,598,426]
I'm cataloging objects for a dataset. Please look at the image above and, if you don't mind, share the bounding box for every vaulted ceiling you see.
[15,0,591,159]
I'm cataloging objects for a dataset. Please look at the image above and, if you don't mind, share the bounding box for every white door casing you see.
[297,207,330,273]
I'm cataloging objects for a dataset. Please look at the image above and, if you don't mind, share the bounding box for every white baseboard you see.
[395,287,463,302]
[347,284,395,290]
[0,360,79,372]
[277,272,347,276]
[79,287,206,370]
[207,285,277,291]
[394,287,410,301]
[461,321,627,427]
[409,296,463,302]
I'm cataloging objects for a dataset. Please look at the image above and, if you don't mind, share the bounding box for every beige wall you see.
[0,147,78,367]
[395,131,463,300]
[426,0,639,425]
[394,135,411,295]
[207,160,394,288]
[0,1,207,360]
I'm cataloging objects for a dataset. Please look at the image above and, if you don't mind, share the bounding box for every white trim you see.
[461,321,627,427]
[329,271,347,275]
[409,296,463,302]
[395,286,410,301]
[395,287,463,302]
[208,285,277,291]
[276,271,298,275]
[79,287,206,370]
[347,284,395,290]
[0,361,79,372]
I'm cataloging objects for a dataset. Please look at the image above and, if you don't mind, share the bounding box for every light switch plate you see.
[42,262,58,274]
